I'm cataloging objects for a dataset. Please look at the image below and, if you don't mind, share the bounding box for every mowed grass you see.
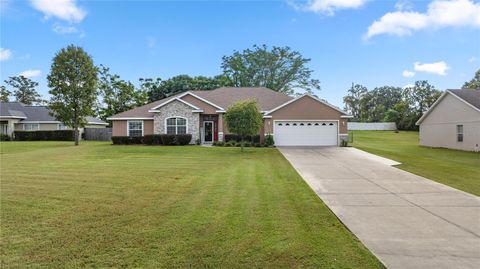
[0,142,383,268]
[351,131,480,196]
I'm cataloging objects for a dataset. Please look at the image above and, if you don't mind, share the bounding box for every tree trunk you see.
[241,135,244,152]
[74,112,79,146]
[74,125,79,146]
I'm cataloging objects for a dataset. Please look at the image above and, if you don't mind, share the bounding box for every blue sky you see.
[1,0,479,107]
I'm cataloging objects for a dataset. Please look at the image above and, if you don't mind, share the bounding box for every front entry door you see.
[204,121,214,143]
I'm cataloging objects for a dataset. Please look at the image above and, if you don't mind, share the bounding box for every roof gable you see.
[416,90,480,125]
[264,94,349,116]
[149,96,202,111]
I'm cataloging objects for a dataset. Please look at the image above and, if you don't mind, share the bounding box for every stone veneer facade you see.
[153,100,200,144]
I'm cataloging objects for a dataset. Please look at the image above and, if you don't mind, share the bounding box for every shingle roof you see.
[192,87,293,111]
[0,102,107,124]
[448,89,480,110]
[108,95,177,118]
[0,102,27,118]
[108,87,294,119]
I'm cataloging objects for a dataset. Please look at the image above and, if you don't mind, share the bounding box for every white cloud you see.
[30,0,86,23]
[469,56,477,63]
[365,0,480,39]
[403,83,415,89]
[0,48,12,61]
[395,0,414,11]
[402,70,415,77]
[19,69,42,78]
[290,0,369,15]
[414,61,449,75]
[53,23,78,34]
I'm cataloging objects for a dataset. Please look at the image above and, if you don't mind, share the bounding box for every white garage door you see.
[274,121,338,146]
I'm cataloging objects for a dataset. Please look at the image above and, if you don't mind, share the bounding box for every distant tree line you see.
[343,81,442,130]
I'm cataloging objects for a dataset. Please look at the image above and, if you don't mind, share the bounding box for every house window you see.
[166,117,187,134]
[457,125,463,142]
[128,121,143,137]
[24,123,40,131]
[57,123,68,130]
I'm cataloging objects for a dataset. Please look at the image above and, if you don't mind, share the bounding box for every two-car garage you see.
[273,121,338,146]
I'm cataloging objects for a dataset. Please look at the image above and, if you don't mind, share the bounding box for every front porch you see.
[199,114,222,144]
[0,119,20,137]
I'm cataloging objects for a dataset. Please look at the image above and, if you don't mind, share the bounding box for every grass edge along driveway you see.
[1,142,384,268]
[351,131,480,196]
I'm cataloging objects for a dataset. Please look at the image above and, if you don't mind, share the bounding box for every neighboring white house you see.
[416,89,480,151]
[0,102,108,138]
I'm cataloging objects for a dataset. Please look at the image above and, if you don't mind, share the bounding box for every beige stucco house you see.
[108,87,352,146]
[416,89,480,151]
[0,102,108,137]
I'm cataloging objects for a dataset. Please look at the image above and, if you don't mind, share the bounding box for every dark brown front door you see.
[204,121,213,142]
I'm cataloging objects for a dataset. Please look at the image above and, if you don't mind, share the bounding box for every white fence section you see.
[348,122,397,131]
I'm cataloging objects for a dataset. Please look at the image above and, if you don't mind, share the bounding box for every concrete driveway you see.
[278,147,480,269]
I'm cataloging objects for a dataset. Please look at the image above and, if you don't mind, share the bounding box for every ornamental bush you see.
[111,136,143,145]
[175,134,192,145]
[14,130,74,141]
[144,134,163,145]
[160,134,176,145]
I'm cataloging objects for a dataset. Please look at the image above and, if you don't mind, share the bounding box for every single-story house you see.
[416,89,480,151]
[107,87,352,146]
[0,102,108,137]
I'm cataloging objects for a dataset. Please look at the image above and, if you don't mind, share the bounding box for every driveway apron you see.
[278,147,480,269]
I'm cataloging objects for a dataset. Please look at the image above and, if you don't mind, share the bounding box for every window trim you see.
[164,117,188,135]
[127,120,144,137]
[23,123,40,131]
[456,124,463,142]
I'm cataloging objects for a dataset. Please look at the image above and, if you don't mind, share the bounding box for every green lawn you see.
[351,131,480,196]
[0,142,383,268]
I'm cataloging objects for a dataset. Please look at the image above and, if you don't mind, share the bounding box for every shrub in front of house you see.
[213,141,225,147]
[111,136,144,145]
[264,134,274,147]
[224,134,260,143]
[175,134,192,145]
[14,130,75,141]
[144,135,163,145]
[160,134,176,145]
[112,134,192,145]
[0,134,11,141]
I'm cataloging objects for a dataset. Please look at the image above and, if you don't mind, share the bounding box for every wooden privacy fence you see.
[84,128,112,141]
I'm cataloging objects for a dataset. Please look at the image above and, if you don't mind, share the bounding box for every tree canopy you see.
[4,76,43,105]
[221,45,320,95]
[142,74,233,102]
[47,45,98,145]
[98,65,148,120]
[1,85,11,102]
[463,69,480,89]
[343,80,441,130]
[224,100,263,151]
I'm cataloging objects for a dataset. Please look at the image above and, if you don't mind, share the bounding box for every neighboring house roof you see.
[0,102,108,125]
[0,102,27,119]
[448,89,480,110]
[416,89,480,125]
[108,87,349,120]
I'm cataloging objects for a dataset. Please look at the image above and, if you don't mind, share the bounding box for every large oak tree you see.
[221,45,320,95]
